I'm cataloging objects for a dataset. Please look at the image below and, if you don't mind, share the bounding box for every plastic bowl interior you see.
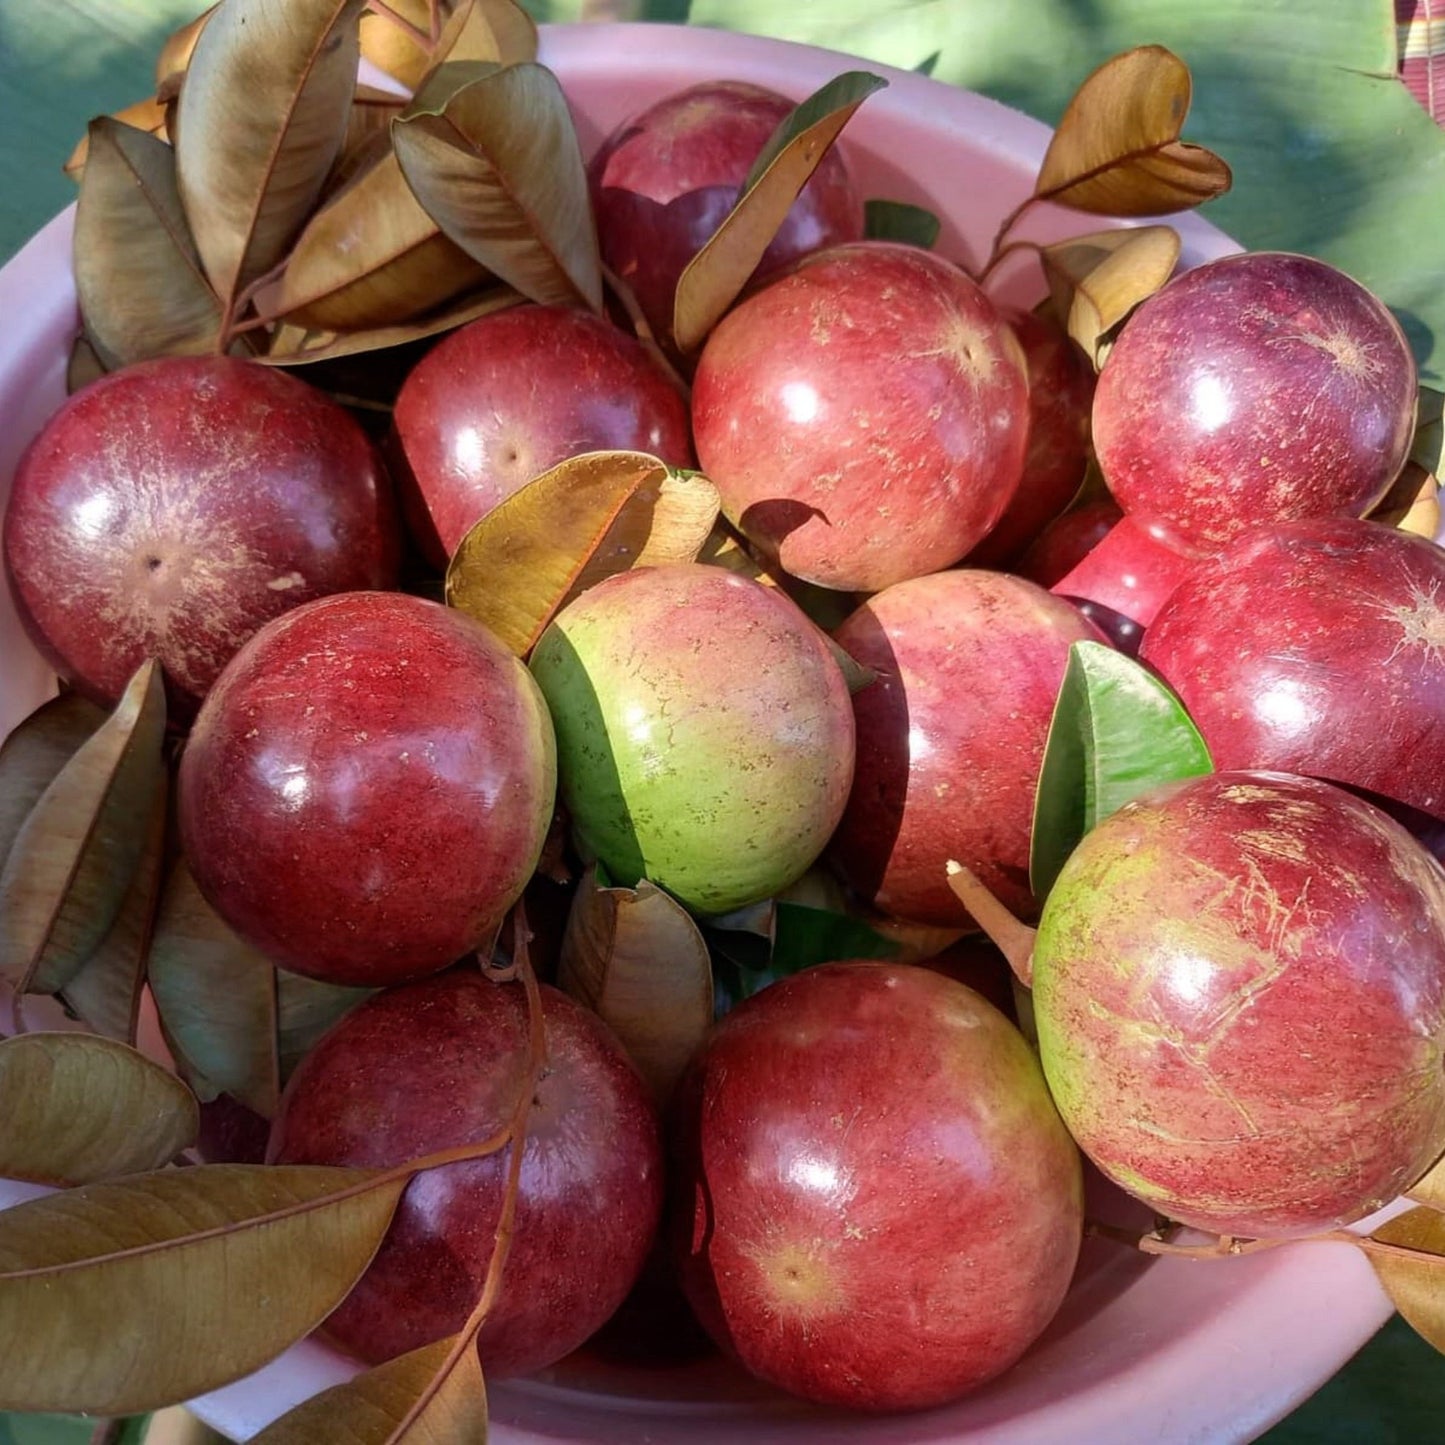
[0,20,1395,1445]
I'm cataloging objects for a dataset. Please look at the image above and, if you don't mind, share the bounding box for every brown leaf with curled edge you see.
[266,149,489,331]
[364,0,536,90]
[445,452,719,657]
[1035,47,1231,218]
[1041,225,1180,367]
[393,61,604,314]
[147,857,280,1117]
[0,661,166,999]
[248,1334,486,1444]
[1407,1150,1445,1211]
[0,1164,406,1414]
[1370,460,1440,540]
[73,119,226,366]
[175,0,364,313]
[559,867,713,1110]
[0,1032,197,1186]
[59,773,168,1044]
[156,5,216,90]
[262,283,523,365]
[673,71,886,354]
[0,692,104,872]
[323,85,408,199]
[64,95,170,183]
[1369,1206,1445,1352]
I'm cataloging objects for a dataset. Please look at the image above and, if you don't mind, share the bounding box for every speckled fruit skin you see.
[588,79,864,349]
[1033,771,1445,1239]
[2,355,399,720]
[529,563,854,916]
[964,306,1094,567]
[1092,251,1416,557]
[1141,517,1445,821]
[388,304,693,567]
[177,592,556,987]
[691,242,1030,593]
[268,969,663,1377]
[828,570,1102,927]
[671,961,1083,1412]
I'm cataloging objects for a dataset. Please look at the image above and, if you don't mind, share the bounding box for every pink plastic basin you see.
[0,20,1394,1445]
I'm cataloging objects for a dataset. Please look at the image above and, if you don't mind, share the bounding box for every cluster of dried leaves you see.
[3,0,1445,1434]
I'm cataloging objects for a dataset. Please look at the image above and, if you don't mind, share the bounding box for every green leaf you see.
[0,1033,197,1187]
[672,70,886,353]
[1030,640,1212,896]
[147,858,280,1117]
[863,198,941,248]
[686,0,1445,385]
[277,970,374,1085]
[0,1165,406,1415]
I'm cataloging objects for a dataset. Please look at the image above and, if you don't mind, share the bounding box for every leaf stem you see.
[1087,1218,1445,1269]
[944,861,1036,985]
[365,0,434,51]
[982,196,1038,279]
[977,237,1043,289]
[384,904,546,1440]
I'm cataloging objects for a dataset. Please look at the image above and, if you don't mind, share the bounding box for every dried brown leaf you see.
[262,284,523,365]
[1370,460,1441,540]
[66,333,109,393]
[445,452,719,656]
[0,1032,197,1186]
[156,5,216,89]
[1407,1151,1445,1211]
[1035,46,1231,217]
[559,867,713,1109]
[673,71,886,354]
[175,0,365,311]
[365,0,536,90]
[0,1164,406,1414]
[0,661,166,998]
[248,1334,486,1444]
[267,149,488,330]
[1041,225,1180,366]
[1369,1206,1445,1353]
[148,857,281,1117]
[393,61,603,313]
[73,119,225,365]
[64,95,170,182]
[324,85,408,199]
[0,691,104,871]
[59,774,168,1044]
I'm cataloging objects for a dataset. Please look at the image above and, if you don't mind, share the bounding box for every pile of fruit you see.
[1,0,1444,1435]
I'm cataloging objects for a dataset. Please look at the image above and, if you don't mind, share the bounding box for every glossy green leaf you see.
[685,0,1445,384]
[0,1033,197,1187]
[393,61,604,313]
[0,693,104,873]
[558,867,713,1108]
[0,662,166,998]
[1030,639,1212,896]
[58,775,168,1044]
[863,198,941,248]
[0,1164,406,1414]
[147,858,280,1117]
[73,119,225,365]
[248,1335,486,1445]
[673,70,886,353]
[175,0,364,311]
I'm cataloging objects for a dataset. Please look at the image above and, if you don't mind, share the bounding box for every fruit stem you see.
[381,906,545,1440]
[944,860,1036,985]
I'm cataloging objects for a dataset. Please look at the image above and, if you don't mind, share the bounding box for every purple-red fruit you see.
[178,592,555,987]
[269,969,663,1376]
